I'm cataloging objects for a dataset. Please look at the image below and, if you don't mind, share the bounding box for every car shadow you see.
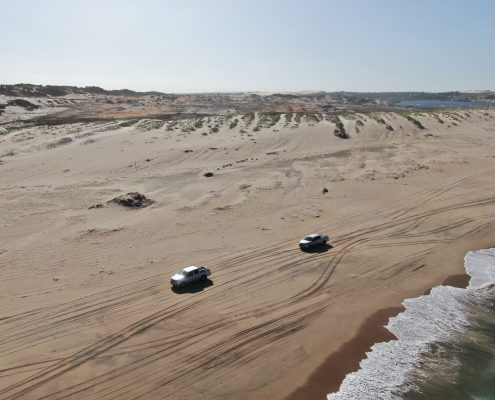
[171,279,214,294]
[300,243,333,253]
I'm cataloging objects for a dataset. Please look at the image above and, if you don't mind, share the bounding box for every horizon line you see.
[1,82,494,95]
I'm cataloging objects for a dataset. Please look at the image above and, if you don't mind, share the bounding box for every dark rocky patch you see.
[8,99,40,111]
[334,127,349,139]
[108,192,154,208]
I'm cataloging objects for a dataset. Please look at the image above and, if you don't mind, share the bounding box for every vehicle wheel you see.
[322,241,327,246]
[201,275,207,281]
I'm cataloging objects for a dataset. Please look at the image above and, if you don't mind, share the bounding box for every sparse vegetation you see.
[303,114,320,123]
[136,119,164,131]
[331,116,343,129]
[46,137,73,148]
[82,138,96,145]
[405,115,425,129]
[181,125,194,133]
[284,113,293,127]
[0,127,8,136]
[229,118,238,129]
[386,125,394,131]
[241,113,255,127]
[1,150,15,157]
[254,112,281,131]
[96,119,137,132]
[193,118,204,129]
[117,119,137,127]
[356,120,364,127]
[166,121,178,131]
[332,116,349,139]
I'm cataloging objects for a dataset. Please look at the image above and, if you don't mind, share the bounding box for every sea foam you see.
[327,248,495,400]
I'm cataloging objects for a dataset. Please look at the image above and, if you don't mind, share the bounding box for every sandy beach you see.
[1,101,495,399]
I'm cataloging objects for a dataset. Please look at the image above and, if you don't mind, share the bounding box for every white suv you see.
[299,233,329,250]
[171,266,211,287]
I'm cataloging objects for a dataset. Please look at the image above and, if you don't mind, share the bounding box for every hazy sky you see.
[1,0,494,92]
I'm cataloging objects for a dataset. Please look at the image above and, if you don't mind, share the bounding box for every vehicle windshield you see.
[177,270,187,276]
[304,236,315,241]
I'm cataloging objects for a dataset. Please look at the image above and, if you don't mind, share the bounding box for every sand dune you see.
[1,106,495,399]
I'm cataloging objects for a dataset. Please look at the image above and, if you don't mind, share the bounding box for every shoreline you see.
[285,307,403,400]
[285,273,471,400]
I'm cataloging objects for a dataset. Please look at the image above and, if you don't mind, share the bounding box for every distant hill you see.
[330,91,495,103]
[0,83,165,97]
[1,84,494,103]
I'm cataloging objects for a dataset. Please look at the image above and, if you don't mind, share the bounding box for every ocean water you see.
[327,249,495,400]
[397,100,492,109]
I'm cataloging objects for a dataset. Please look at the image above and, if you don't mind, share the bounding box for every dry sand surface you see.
[1,107,495,399]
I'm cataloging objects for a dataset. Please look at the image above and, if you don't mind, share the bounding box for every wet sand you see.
[285,307,403,400]
[442,273,471,289]
[286,274,472,399]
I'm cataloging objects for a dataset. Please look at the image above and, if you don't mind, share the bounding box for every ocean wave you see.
[327,248,495,400]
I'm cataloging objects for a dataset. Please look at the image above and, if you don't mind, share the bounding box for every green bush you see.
[229,118,238,129]
[254,112,281,130]
[332,116,348,138]
[242,113,255,127]
[332,116,344,130]
[303,114,320,123]
[136,119,165,131]
[193,118,204,129]
[406,115,425,129]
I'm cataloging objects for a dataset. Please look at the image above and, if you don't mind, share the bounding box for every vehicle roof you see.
[182,266,199,272]
[306,233,322,238]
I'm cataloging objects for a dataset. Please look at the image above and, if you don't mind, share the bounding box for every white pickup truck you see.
[299,233,329,250]
[170,266,211,287]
